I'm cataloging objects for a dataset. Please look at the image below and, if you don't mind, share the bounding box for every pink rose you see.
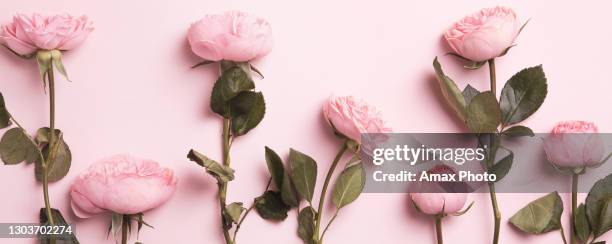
[188,11,273,62]
[410,193,468,215]
[543,121,606,170]
[410,165,470,215]
[70,155,178,218]
[444,6,521,62]
[323,95,391,144]
[1,13,93,55]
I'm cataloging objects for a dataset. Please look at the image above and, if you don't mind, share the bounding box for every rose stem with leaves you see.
[487,58,501,244]
[435,215,444,244]
[313,141,348,244]
[570,173,578,244]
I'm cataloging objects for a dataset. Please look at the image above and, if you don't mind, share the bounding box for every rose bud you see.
[444,6,521,62]
[188,11,273,62]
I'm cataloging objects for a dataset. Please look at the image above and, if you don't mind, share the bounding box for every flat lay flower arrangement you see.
[0,5,610,244]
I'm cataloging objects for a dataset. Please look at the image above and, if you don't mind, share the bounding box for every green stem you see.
[435,215,443,244]
[219,118,232,244]
[488,59,496,96]
[121,214,129,244]
[489,182,501,244]
[571,173,578,244]
[313,141,348,244]
[44,66,56,226]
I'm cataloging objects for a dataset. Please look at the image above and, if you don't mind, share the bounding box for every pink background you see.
[1,0,611,243]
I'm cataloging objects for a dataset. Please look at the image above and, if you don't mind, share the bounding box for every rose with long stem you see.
[186,11,273,244]
[1,14,93,237]
[443,6,524,244]
[542,121,608,244]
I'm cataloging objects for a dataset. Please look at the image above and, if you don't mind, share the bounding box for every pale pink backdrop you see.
[0,0,611,243]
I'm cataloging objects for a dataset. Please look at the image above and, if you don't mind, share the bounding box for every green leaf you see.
[39,208,80,244]
[462,84,480,105]
[332,161,365,209]
[0,127,41,165]
[0,93,11,129]
[502,125,535,137]
[280,170,300,207]
[433,57,467,121]
[297,207,316,244]
[254,191,290,221]
[289,149,318,203]
[265,146,285,189]
[210,67,255,117]
[226,202,245,224]
[230,91,265,136]
[36,50,52,86]
[51,50,70,81]
[187,149,234,182]
[466,91,501,133]
[191,60,215,69]
[597,198,612,237]
[586,174,612,237]
[509,192,563,234]
[500,65,548,126]
[487,149,513,182]
[575,203,591,243]
[34,128,72,182]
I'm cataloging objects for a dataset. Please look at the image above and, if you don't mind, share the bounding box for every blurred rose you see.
[188,11,273,62]
[410,192,468,215]
[1,13,93,55]
[444,6,521,62]
[70,155,178,218]
[543,120,605,170]
[323,95,391,144]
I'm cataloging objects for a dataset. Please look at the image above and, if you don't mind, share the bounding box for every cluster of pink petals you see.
[444,6,520,62]
[1,13,93,55]
[323,95,391,144]
[188,11,273,62]
[543,121,605,169]
[70,155,178,218]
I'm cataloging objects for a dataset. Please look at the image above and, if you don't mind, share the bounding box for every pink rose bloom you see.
[188,11,273,62]
[410,193,468,215]
[410,165,469,215]
[543,121,606,170]
[1,13,93,55]
[444,6,521,62]
[323,95,391,144]
[70,155,178,218]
